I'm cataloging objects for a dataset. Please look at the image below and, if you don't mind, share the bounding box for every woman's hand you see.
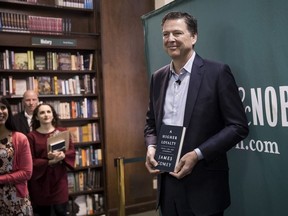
[47,152,55,160]
[48,151,65,165]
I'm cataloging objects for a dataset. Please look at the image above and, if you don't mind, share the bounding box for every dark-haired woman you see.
[27,103,75,216]
[0,97,33,215]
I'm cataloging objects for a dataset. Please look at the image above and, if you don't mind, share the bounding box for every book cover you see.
[67,172,75,193]
[81,148,87,167]
[14,79,27,95]
[58,52,71,70]
[74,149,80,167]
[34,53,46,70]
[53,76,58,95]
[37,76,51,95]
[47,130,70,152]
[78,171,84,191]
[27,50,34,70]
[86,195,94,215]
[154,125,186,172]
[96,149,102,164]
[67,126,80,143]
[74,195,87,216]
[14,52,28,69]
[49,139,66,152]
[81,124,92,142]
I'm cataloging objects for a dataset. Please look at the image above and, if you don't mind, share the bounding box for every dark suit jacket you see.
[144,54,249,215]
[13,111,30,135]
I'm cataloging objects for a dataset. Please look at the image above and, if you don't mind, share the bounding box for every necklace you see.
[0,133,11,144]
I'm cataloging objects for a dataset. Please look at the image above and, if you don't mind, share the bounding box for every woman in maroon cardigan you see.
[27,103,75,216]
[0,97,33,215]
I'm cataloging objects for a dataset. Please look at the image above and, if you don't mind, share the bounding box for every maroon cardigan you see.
[0,132,33,198]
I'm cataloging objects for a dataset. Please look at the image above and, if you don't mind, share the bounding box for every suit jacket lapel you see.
[156,66,170,131]
[183,54,204,127]
[21,113,30,132]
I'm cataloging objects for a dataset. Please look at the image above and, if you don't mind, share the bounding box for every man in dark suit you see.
[13,90,39,134]
[144,12,249,216]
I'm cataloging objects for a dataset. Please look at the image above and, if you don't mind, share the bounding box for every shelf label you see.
[32,37,77,47]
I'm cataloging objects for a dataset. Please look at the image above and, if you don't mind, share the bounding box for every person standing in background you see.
[0,96,33,215]
[27,103,75,216]
[13,90,39,134]
[144,12,249,216]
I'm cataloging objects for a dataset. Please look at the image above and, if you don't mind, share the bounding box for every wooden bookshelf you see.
[0,0,106,215]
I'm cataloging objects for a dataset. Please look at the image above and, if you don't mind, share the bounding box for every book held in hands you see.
[47,130,70,152]
[49,140,66,152]
[154,125,186,172]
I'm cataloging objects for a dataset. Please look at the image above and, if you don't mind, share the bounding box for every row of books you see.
[13,0,94,10]
[0,50,94,71]
[0,12,71,34]
[10,98,98,122]
[10,97,98,118]
[1,74,96,97]
[70,194,104,216]
[46,98,98,119]
[15,0,37,2]
[56,0,94,9]
[74,147,102,167]
[67,123,100,143]
[67,170,101,193]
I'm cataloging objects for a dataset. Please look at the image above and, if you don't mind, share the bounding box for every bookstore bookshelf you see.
[0,0,106,215]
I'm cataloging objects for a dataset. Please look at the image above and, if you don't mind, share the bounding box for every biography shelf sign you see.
[155,125,186,172]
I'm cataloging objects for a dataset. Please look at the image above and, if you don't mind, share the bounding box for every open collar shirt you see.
[163,51,196,127]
